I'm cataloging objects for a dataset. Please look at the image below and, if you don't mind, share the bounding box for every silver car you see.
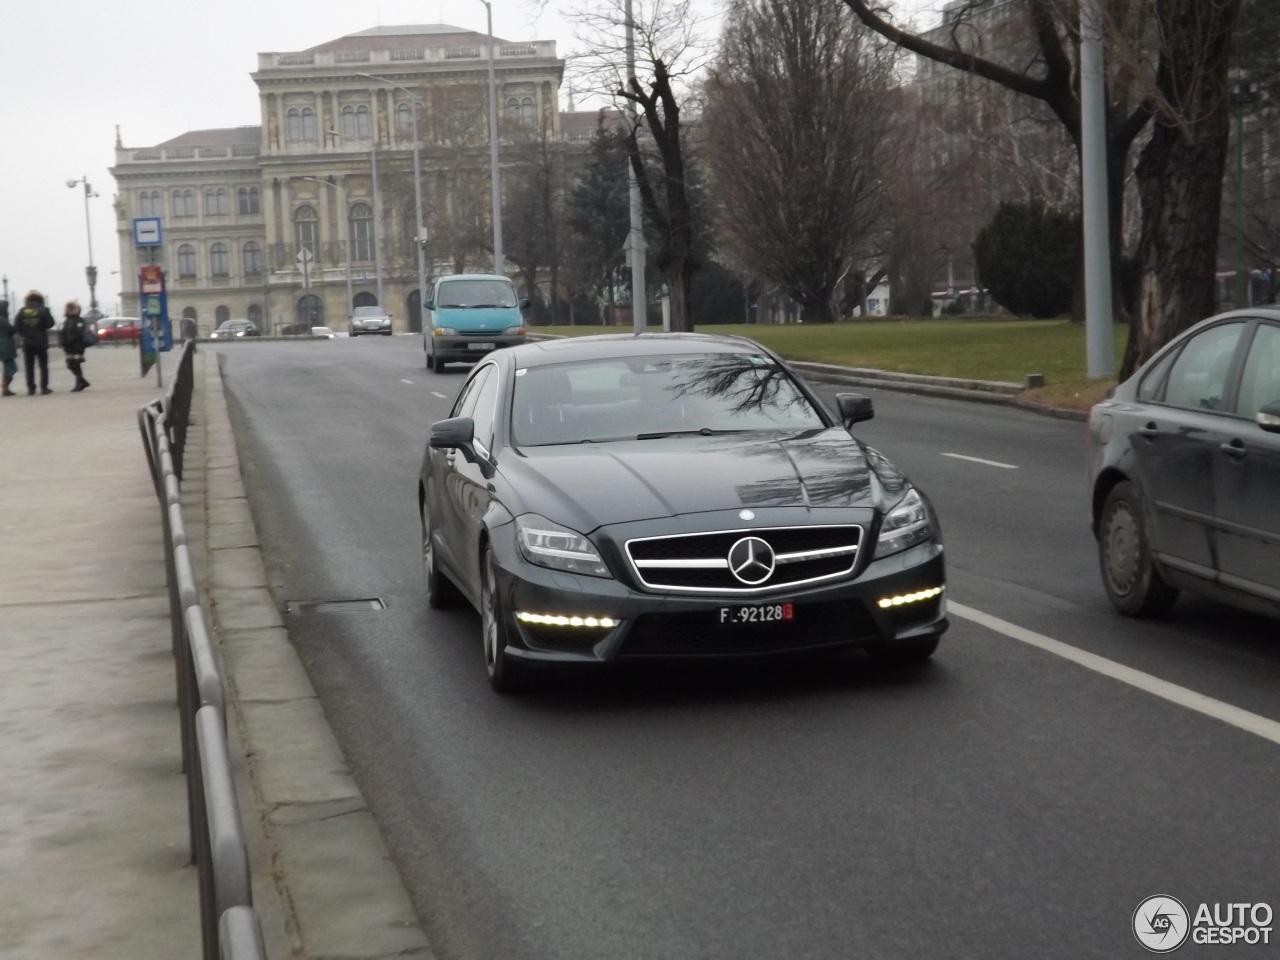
[349,305,392,337]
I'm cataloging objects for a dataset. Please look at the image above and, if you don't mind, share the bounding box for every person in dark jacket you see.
[0,299,17,396]
[59,300,91,392]
[14,290,55,395]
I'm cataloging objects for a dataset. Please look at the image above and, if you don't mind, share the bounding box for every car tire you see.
[481,546,527,693]
[867,635,939,665]
[422,504,462,609]
[1098,480,1179,617]
[435,359,449,373]
[425,350,434,370]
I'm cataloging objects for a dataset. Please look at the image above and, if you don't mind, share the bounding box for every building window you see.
[177,244,197,279]
[139,190,160,216]
[205,187,229,216]
[210,243,230,278]
[342,105,371,141]
[173,189,195,217]
[506,97,520,121]
[302,107,316,142]
[242,241,263,278]
[247,303,263,328]
[521,97,535,126]
[287,108,302,141]
[349,202,373,262]
[238,186,260,215]
[396,102,412,133]
[215,305,230,325]
[294,204,318,258]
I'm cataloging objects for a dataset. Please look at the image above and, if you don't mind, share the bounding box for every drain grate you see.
[288,597,387,615]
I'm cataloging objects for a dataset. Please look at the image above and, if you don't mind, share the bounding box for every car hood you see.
[432,306,520,332]
[497,429,908,531]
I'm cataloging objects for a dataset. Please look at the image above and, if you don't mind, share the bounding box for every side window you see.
[470,366,501,451]
[1137,347,1179,402]
[452,365,492,419]
[1236,322,1280,419]
[1162,322,1244,412]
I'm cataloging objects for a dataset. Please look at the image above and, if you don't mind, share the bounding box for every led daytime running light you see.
[877,586,944,609]
[517,612,618,628]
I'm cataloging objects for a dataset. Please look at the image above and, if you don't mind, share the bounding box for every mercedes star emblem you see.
[727,536,776,585]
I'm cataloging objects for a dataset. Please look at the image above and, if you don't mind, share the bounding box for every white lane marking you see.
[949,601,1280,747]
[430,391,448,399]
[401,379,414,384]
[941,452,1018,469]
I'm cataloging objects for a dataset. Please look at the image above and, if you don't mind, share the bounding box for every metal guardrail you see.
[139,339,269,960]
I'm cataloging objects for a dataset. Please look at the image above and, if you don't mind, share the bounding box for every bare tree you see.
[703,0,897,323]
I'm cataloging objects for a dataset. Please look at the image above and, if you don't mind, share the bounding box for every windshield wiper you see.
[634,428,752,440]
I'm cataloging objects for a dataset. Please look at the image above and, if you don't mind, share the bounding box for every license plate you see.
[718,603,794,626]
[468,342,496,350]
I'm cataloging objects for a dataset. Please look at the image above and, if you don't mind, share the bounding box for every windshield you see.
[511,353,826,447]
[436,279,518,309]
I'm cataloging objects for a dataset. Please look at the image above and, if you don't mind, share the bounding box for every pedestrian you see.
[59,300,91,392]
[14,290,55,395]
[0,299,17,396]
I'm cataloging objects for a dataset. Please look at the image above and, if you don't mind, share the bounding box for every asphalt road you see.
[216,337,1280,960]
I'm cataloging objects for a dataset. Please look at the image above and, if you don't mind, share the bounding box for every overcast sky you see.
[0,0,938,315]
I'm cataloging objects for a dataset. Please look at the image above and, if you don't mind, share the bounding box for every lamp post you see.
[476,0,505,275]
[359,73,429,328]
[1231,80,1260,308]
[331,129,386,310]
[300,177,354,323]
[624,0,648,335]
[66,176,101,319]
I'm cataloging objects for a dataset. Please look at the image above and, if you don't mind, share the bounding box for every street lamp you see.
[66,176,101,319]
[1231,79,1261,308]
[476,0,505,274]
[300,177,354,323]
[330,129,385,310]
[358,73,429,326]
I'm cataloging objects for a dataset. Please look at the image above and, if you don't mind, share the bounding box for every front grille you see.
[621,600,878,657]
[625,525,862,594]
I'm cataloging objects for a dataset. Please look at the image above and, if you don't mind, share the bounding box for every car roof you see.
[435,273,512,283]
[499,332,771,368]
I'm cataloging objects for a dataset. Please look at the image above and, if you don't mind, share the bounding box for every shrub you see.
[972,200,1078,318]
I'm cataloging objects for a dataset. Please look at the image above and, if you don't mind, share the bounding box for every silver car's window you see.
[451,365,492,419]
[1137,348,1178,402]
[1162,322,1244,412]
[470,368,501,450]
[436,279,517,309]
[1236,322,1280,419]
[511,354,825,447]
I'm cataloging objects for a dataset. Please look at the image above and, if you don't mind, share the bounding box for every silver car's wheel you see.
[480,548,525,692]
[1098,481,1178,617]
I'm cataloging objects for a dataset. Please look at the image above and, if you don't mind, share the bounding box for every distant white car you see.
[310,326,336,339]
[349,305,393,337]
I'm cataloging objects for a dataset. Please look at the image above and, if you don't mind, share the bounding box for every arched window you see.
[341,105,357,141]
[287,108,302,141]
[210,243,230,277]
[242,241,263,278]
[177,244,197,279]
[140,190,160,216]
[247,304,263,328]
[205,188,229,216]
[396,102,412,133]
[238,186,260,215]
[173,189,194,217]
[356,105,371,139]
[297,294,324,327]
[301,107,316,141]
[181,306,198,321]
[215,305,230,325]
[352,291,378,308]
[349,202,373,262]
[520,97,535,126]
[293,204,318,258]
[506,97,520,121]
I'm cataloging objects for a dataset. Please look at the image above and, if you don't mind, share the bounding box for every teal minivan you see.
[423,273,529,372]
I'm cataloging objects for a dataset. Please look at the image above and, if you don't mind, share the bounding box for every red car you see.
[96,318,142,342]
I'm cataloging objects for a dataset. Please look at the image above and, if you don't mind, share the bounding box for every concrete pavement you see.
[0,343,433,959]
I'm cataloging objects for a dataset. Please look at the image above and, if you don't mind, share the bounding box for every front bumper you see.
[431,334,526,362]
[487,524,947,665]
[351,322,392,335]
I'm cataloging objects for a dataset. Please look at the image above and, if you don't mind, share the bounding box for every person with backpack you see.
[0,299,16,396]
[14,290,55,395]
[59,300,91,392]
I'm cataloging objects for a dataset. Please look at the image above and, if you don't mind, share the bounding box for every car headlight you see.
[433,327,458,336]
[515,514,611,578]
[503,326,526,337]
[875,488,933,558]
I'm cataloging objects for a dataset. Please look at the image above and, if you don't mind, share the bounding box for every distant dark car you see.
[420,333,948,692]
[211,320,260,340]
[1088,308,1280,619]
[96,318,142,342]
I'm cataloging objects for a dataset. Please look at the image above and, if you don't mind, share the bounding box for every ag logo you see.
[1133,895,1190,953]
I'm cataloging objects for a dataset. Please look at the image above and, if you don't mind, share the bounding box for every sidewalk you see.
[0,344,432,959]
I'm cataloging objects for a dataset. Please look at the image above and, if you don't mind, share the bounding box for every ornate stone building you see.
[111,24,566,334]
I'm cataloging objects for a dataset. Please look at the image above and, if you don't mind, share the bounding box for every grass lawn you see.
[536,318,1125,410]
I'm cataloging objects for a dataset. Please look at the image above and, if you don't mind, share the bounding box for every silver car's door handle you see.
[1137,423,1159,439]
[1220,440,1247,460]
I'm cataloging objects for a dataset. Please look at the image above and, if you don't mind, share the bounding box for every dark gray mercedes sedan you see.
[419,334,947,692]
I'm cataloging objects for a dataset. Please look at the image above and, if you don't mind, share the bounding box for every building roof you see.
[306,23,512,53]
[156,127,261,148]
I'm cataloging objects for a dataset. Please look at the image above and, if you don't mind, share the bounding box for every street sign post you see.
[138,265,171,385]
[296,247,313,290]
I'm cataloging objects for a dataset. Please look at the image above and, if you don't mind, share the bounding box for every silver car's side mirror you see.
[1256,403,1280,433]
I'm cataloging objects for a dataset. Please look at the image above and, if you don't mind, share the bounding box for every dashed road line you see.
[949,601,1280,747]
[430,391,448,399]
[400,379,414,384]
[942,452,1018,469]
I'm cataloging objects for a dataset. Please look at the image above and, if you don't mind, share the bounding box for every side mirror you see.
[836,392,874,427]
[519,298,532,311]
[429,416,475,451]
[1257,403,1280,433]
[423,300,434,311]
